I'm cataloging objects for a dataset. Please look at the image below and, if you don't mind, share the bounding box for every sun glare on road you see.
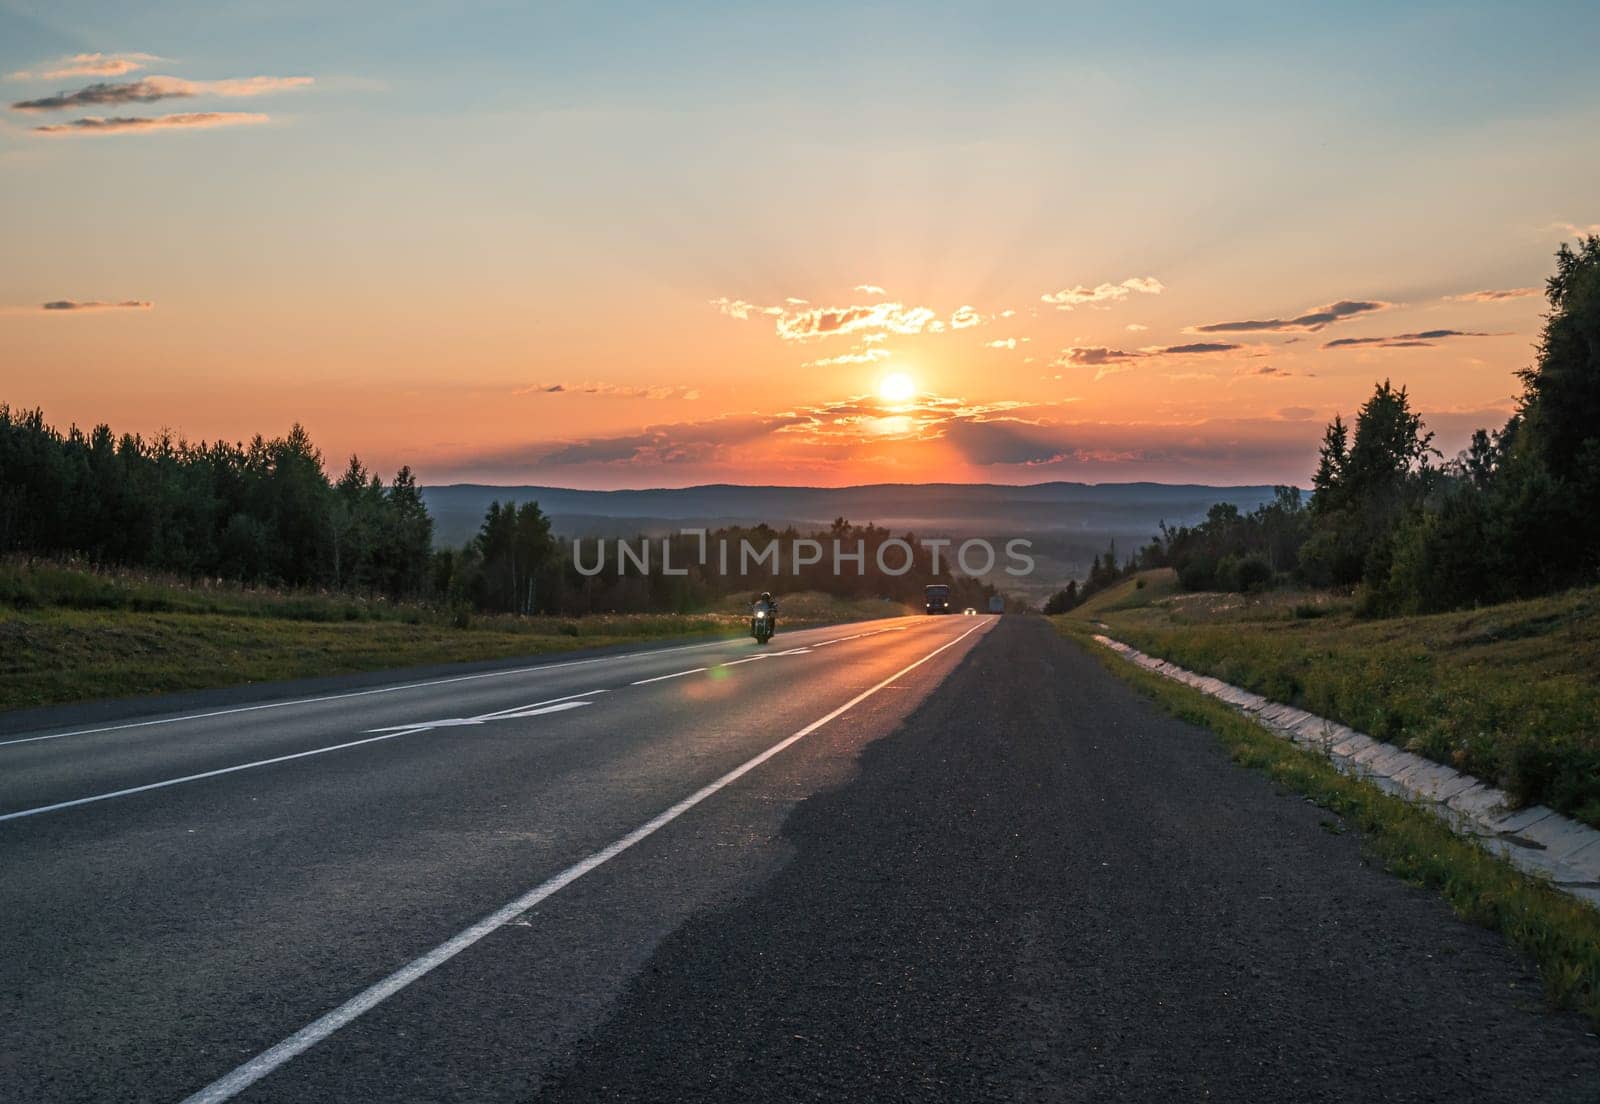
[878,372,916,403]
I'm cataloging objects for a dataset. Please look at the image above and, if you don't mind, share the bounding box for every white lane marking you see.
[0,692,599,823]
[0,731,418,823]
[772,647,812,656]
[365,700,592,734]
[0,619,933,822]
[630,667,708,686]
[177,617,987,1104]
[718,656,768,667]
[0,620,915,750]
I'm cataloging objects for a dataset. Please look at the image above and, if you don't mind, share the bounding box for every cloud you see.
[938,414,1319,474]
[714,294,981,343]
[941,419,1076,466]
[427,388,1511,485]
[1549,222,1600,238]
[1153,342,1241,355]
[776,302,941,341]
[985,338,1028,349]
[41,299,151,311]
[1040,276,1164,310]
[13,75,312,111]
[950,305,985,329]
[1053,342,1243,370]
[1321,329,1497,350]
[460,413,807,472]
[515,381,698,400]
[32,112,270,135]
[803,348,891,367]
[1053,346,1141,367]
[854,284,886,295]
[1446,287,1540,302]
[1192,299,1391,333]
[1125,323,1148,332]
[710,297,785,321]
[8,53,160,80]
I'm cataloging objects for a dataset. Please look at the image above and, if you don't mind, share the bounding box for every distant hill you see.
[421,482,1285,601]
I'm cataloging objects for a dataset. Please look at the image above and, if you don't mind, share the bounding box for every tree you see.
[1301,381,1436,590]
[473,500,556,614]
[1311,415,1349,514]
[1516,235,1600,477]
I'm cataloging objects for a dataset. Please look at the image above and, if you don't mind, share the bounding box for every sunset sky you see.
[3,2,1598,488]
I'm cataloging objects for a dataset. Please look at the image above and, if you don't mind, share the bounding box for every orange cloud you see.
[1321,329,1497,349]
[1190,299,1391,334]
[32,112,270,135]
[41,299,152,311]
[8,53,161,80]
[1445,287,1540,302]
[515,381,698,399]
[1040,276,1164,310]
[713,294,985,343]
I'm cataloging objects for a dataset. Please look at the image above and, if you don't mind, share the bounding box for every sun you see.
[878,371,916,403]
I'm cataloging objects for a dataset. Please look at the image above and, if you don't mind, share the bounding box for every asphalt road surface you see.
[3,615,1598,1102]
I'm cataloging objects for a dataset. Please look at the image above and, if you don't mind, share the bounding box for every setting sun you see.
[878,372,916,403]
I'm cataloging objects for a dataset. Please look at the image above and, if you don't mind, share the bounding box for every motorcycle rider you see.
[752,590,778,633]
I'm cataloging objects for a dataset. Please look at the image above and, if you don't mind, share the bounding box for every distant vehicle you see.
[963,606,977,616]
[924,584,952,614]
[988,596,1004,614]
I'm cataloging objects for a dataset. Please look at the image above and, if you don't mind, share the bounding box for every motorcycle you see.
[751,608,775,644]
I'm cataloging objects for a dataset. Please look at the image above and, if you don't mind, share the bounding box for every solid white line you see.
[177,617,987,1104]
[718,656,768,667]
[630,667,707,686]
[0,692,598,823]
[0,630,850,750]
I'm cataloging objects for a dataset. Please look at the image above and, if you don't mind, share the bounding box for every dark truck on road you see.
[924,584,952,614]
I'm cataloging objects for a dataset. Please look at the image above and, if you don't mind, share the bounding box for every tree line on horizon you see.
[0,409,997,616]
[1046,235,1600,616]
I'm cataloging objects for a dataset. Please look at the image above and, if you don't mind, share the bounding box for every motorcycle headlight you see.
[756,611,766,618]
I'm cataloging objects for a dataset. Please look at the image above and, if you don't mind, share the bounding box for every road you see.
[4,616,1598,1102]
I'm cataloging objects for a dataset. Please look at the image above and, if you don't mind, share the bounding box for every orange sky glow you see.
[3,5,1594,489]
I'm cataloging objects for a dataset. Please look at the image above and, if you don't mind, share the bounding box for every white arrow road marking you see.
[365,699,592,734]
[0,694,598,823]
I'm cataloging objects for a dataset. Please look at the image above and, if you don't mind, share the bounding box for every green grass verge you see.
[1057,620,1600,1030]
[0,608,745,712]
[0,561,908,713]
[1062,572,1600,830]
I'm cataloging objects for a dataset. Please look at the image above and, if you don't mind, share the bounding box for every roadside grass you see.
[1061,572,1600,830]
[1057,620,1600,1031]
[0,559,908,713]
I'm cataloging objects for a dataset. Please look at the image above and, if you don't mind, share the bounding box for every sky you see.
[3,1,1598,489]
